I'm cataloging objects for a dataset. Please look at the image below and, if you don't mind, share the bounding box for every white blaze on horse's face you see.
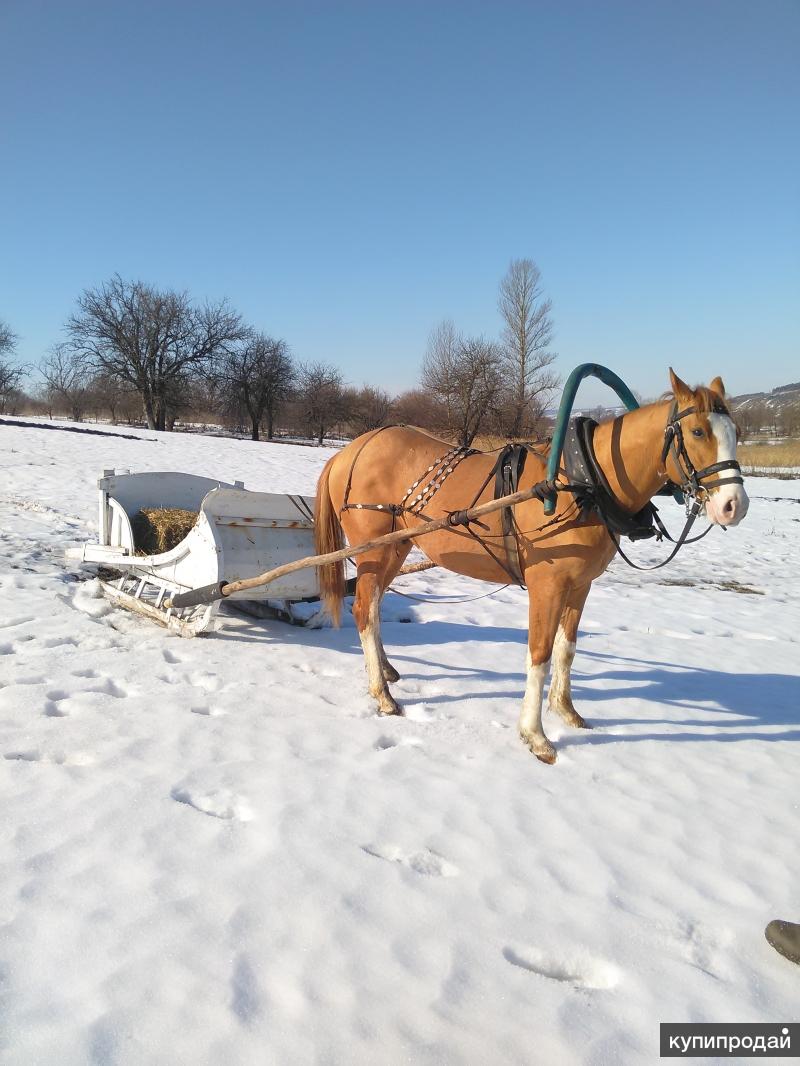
[704,413,749,527]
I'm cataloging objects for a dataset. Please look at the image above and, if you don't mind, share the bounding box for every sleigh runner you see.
[66,470,321,636]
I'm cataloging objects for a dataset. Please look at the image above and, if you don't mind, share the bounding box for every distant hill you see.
[730,381,800,412]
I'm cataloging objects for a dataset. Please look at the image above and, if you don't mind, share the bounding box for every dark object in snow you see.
[765,919,800,965]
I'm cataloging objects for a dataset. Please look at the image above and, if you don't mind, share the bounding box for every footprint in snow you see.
[171,786,253,822]
[502,946,619,990]
[361,844,459,877]
[373,734,424,751]
[230,954,263,1025]
[44,690,70,717]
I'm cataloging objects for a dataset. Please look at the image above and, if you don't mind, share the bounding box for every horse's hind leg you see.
[375,545,411,683]
[353,546,410,715]
[549,583,592,730]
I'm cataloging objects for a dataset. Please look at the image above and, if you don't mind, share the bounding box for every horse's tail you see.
[314,453,346,627]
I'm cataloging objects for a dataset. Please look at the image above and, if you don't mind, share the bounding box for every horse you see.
[313,369,749,764]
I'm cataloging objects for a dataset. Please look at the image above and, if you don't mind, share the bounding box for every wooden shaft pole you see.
[210,480,555,599]
[397,559,437,576]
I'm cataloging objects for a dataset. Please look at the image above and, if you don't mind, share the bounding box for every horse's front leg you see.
[519,576,568,764]
[549,582,592,730]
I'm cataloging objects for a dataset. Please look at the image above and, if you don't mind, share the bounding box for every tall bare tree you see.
[65,275,246,431]
[221,333,295,440]
[39,344,92,421]
[298,362,347,444]
[421,323,502,446]
[497,259,558,437]
[0,320,27,414]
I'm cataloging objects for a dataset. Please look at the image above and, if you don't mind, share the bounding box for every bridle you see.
[660,400,744,503]
[566,398,746,572]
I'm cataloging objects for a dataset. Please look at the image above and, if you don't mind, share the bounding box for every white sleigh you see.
[66,470,320,636]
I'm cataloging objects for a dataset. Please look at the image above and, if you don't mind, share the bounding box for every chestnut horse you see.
[314,370,748,763]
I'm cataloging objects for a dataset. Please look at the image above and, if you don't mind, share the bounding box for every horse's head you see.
[666,369,749,527]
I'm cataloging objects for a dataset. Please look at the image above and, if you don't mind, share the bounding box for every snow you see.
[1,416,798,1065]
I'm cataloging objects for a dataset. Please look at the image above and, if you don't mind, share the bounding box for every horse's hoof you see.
[520,732,557,764]
[378,696,403,716]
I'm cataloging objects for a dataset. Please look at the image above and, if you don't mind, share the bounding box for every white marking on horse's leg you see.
[548,625,588,728]
[518,651,556,763]
[707,413,749,526]
[548,626,575,709]
[359,591,400,714]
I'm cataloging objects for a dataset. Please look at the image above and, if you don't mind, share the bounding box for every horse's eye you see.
[692,428,704,438]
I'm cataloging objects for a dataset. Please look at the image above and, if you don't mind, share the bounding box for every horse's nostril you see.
[723,499,735,516]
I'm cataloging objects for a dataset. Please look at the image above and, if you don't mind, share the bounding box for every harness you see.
[563,401,744,570]
[340,430,551,587]
[338,402,744,583]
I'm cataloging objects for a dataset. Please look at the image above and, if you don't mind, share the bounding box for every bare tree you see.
[497,259,559,437]
[0,320,27,414]
[84,370,134,424]
[65,275,247,431]
[39,344,92,421]
[221,333,295,440]
[421,324,502,446]
[346,385,393,436]
[297,362,347,444]
[421,320,461,434]
[392,388,444,431]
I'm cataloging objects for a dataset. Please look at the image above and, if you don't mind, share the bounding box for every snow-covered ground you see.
[1,416,798,1066]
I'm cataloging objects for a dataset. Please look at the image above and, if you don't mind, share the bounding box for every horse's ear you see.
[669,367,692,402]
[709,375,726,399]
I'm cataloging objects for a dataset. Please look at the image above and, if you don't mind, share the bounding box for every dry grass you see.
[133,508,198,555]
[737,440,800,470]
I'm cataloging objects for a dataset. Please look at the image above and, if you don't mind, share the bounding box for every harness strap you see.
[607,500,713,570]
[496,444,529,586]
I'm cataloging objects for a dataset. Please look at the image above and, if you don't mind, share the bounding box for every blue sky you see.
[1,0,797,404]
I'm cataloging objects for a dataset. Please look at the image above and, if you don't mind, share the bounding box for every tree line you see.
[0,259,560,445]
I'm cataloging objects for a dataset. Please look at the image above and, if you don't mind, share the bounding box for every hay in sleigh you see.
[133,508,198,555]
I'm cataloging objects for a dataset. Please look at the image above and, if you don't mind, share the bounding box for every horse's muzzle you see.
[706,487,749,527]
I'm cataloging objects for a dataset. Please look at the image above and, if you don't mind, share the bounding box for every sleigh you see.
[65,470,322,636]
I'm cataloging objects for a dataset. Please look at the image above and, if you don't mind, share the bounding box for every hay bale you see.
[133,508,198,555]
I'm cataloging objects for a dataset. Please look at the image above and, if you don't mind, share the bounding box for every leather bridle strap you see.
[661,402,744,498]
[608,499,712,571]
